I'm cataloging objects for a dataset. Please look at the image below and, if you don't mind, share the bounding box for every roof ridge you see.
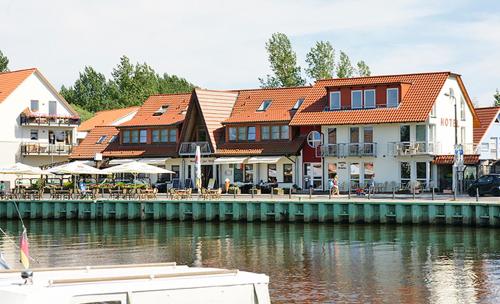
[0,68,37,75]
[475,106,500,110]
[95,106,140,114]
[230,85,313,92]
[315,71,451,83]
[148,92,192,97]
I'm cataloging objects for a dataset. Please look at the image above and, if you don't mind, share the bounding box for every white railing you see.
[178,142,211,155]
[21,143,73,155]
[389,141,439,156]
[317,143,377,157]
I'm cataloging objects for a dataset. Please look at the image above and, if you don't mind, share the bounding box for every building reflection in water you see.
[0,220,498,303]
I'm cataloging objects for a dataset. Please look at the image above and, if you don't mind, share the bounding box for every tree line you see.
[259,32,371,88]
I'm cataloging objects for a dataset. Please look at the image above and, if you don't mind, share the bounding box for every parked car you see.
[468,174,500,197]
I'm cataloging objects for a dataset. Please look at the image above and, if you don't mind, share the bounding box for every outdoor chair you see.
[207,178,215,190]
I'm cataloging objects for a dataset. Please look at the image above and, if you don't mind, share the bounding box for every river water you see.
[0,220,499,303]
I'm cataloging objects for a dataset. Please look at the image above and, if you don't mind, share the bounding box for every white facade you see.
[0,71,79,184]
[318,76,476,190]
[477,111,500,161]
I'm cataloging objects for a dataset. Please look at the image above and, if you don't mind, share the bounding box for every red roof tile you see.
[103,144,177,158]
[70,126,119,159]
[216,136,305,156]
[224,86,312,124]
[120,93,190,127]
[473,106,500,144]
[290,72,477,126]
[78,106,139,132]
[0,68,36,103]
[433,154,479,165]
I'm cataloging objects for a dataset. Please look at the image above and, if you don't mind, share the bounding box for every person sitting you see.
[79,180,87,197]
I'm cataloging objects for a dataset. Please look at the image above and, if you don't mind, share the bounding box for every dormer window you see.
[96,136,107,144]
[329,91,341,110]
[257,100,272,111]
[386,88,399,108]
[292,98,304,110]
[495,114,500,123]
[364,90,376,108]
[351,90,362,109]
[153,105,169,116]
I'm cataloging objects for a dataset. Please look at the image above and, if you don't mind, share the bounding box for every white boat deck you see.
[0,263,270,304]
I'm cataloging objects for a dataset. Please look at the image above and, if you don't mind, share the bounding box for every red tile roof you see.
[473,106,500,144]
[216,136,305,156]
[120,93,191,127]
[0,68,36,103]
[433,154,480,165]
[70,126,119,160]
[224,86,312,124]
[78,106,139,132]
[290,72,478,126]
[102,144,177,158]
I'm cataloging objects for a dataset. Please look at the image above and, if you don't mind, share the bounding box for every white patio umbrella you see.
[101,161,175,189]
[47,161,103,175]
[0,163,50,175]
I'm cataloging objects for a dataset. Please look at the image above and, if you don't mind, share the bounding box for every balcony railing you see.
[20,114,80,127]
[21,143,73,156]
[389,141,439,156]
[178,142,212,156]
[317,143,377,157]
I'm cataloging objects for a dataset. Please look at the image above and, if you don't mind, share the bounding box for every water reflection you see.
[0,220,499,303]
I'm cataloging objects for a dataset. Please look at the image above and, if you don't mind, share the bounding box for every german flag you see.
[20,227,29,269]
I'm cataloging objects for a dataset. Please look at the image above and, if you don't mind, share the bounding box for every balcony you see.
[21,143,73,156]
[20,113,80,127]
[318,143,377,157]
[389,141,439,156]
[178,142,212,156]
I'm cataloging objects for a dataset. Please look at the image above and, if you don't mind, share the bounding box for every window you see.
[386,88,399,108]
[328,128,337,144]
[261,126,270,140]
[400,125,410,142]
[123,130,130,144]
[364,90,375,108]
[171,165,180,180]
[416,125,426,142]
[329,91,341,110]
[416,162,427,181]
[169,129,177,142]
[229,127,237,141]
[460,97,466,121]
[96,136,107,144]
[430,104,437,117]
[350,127,359,143]
[271,126,280,140]
[283,164,293,183]
[247,127,256,141]
[30,100,39,112]
[428,124,436,143]
[257,99,272,111]
[400,162,411,185]
[139,130,147,143]
[49,101,57,115]
[351,90,362,109]
[267,164,277,183]
[161,129,168,142]
[363,127,373,143]
[481,143,489,152]
[30,129,38,140]
[131,130,139,143]
[460,127,466,144]
[350,163,360,186]
[244,164,254,183]
[109,135,118,143]
[238,127,247,141]
[307,130,321,148]
[153,105,168,116]
[364,162,374,183]
[292,98,304,110]
[280,125,289,139]
[152,130,160,143]
[233,164,243,182]
[490,137,497,154]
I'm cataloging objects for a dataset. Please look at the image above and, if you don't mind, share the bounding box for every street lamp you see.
[444,89,460,198]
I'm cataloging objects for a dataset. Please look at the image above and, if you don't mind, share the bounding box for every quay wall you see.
[0,200,499,227]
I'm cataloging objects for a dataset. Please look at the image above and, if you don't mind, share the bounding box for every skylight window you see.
[292,98,304,110]
[153,105,169,116]
[109,135,118,143]
[495,114,500,123]
[96,136,107,144]
[257,100,272,111]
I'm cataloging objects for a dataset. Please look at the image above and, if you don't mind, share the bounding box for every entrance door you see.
[303,163,322,190]
[201,165,213,188]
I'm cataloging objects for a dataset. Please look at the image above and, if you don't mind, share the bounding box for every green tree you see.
[305,41,335,81]
[158,73,196,94]
[259,33,305,88]
[356,60,371,77]
[0,50,9,72]
[60,66,112,112]
[70,103,94,121]
[336,51,354,78]
[494,89,500,106]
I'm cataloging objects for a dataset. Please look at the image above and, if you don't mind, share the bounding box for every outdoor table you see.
[109,189,122,199]
[54,190,72,200]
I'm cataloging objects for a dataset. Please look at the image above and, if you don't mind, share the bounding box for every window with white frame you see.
[400,162,411,186]
[364,89,376,108]
[30,100,39,112]
[386,88,399,108]
[329,91,341,110]
[351,90,362,109]
[229,127,237,141]
[460,97,466,121]
[30,129,38,140]
[307,131,321,148]
[416,162,427,182]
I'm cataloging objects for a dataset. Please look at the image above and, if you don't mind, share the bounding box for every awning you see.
[213,157,247,165]
[109,158,170,166]
[247,156,283,164]
[432,154,480,165]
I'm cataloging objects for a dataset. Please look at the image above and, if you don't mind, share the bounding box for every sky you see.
[1,0,499,107]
